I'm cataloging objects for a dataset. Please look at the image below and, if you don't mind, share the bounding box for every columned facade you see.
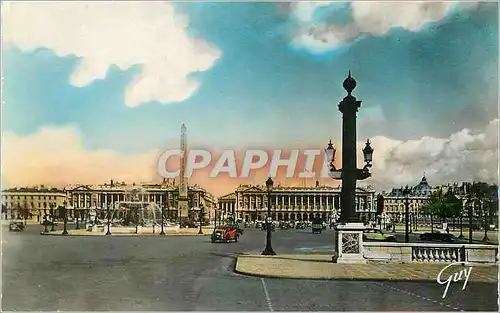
[67,180,217,222]
[218,184,375,223]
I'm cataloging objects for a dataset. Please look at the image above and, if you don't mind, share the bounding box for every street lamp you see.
[160,206,165,235]
[392,212,396,232]
[362,139,374,169]
[75,207,80,230]
[198,206,205,235]
[402,185,410,243]
[326,72,374,223]
[106,204,112,235]
[458,200,464,239]
[262,177,276,255]
[482,200,489,242]
[50,205,56,232]
[135,207,139,234]
[62,201,69,235]
[468,186,473,244]
[214,209,218,229]
[43,207,49,233]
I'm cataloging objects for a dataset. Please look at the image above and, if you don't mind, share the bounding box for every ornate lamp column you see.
[62,201,69,235]
[75,207,80,230]
[105,204,112,235]
[50,205,56,232]
[262,177,276,255]
[160,206,165,235]
[198,206,204,235]
[326,71,374,263]
[402,186,410,243]
[43,207,49,233]
[467,185,473,244]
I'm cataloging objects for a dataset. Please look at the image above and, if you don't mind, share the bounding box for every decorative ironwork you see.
[341,233,360,254]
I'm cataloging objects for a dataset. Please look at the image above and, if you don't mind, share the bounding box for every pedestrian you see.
[446,226,450,234]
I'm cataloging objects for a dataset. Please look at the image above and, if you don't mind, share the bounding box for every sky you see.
[1,1,498,197]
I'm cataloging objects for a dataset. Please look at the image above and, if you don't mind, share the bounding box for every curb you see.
[233,257,498,282]
[233,263,434,282]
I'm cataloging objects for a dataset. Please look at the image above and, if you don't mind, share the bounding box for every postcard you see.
[1,1,498,312]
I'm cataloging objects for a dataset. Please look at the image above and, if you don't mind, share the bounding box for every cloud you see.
[350,1,454,36]
[361,119,499,191]
[2,2,221,107]
[288,1,473,52]
[1,125,161,187]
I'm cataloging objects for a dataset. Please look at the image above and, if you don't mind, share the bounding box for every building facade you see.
[2,180,217,223]
[67,180,217,222]
[218,182,376,222]
[378,176,432,220]
[1,186,67,221]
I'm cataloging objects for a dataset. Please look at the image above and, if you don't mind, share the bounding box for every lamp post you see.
[75,207,80,230]
[135,207,139,234]
[106,204,112,235]
[468,191,473,244]
[160,206,165,235]
[214,209,218,229]
[458,202,464,239]
[262,177,276,255]
[403,186,410,243]
[198,206,204,235]
[50,205,56,232]
[482,200,489,242]
[325,72,374,222]
[392,213,396,232]
[43,207,49,233]
[62,201,69,235]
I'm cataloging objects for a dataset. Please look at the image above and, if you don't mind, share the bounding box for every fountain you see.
[108,186,168,234]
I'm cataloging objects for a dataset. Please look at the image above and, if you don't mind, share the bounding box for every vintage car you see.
[311,218,323,234]
[363,228,397,242]
[9,221,25,232]
[211,226,239,243]
[312,222,323,234]
[295,222,306,229]
[419,231,457,243]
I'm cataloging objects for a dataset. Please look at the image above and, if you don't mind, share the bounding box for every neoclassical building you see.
[67,180,217,221]
[218,181,376,222]
[1,186,67,221]
[2,180,217,223]
[379,175,433,219]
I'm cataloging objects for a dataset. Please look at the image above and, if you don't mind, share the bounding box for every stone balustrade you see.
[363,242,498,264]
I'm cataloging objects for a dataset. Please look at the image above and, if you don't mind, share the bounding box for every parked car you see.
[41,220,58,226]
[312,219,323,234]
[363,228,397,242]
[261,223,275,231]
[211,226,239,243]
[279,222,290,230]
[9,221,24,232]
[419,232,457,243]
[180,221,197,228]
[295,222,306,229]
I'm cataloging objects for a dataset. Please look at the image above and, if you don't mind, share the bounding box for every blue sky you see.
[2,1,498,191]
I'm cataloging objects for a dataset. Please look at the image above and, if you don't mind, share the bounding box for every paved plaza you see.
[2,224,498,311]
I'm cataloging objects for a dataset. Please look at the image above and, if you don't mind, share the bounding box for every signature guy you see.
[436,261,473,298]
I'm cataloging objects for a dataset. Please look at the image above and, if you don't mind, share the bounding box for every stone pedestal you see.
[335,222,367,263]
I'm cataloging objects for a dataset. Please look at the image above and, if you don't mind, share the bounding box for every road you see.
[2,224,497,311]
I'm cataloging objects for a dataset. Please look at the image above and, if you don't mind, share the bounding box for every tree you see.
[470,182,498,238]
[427,188,462,223]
